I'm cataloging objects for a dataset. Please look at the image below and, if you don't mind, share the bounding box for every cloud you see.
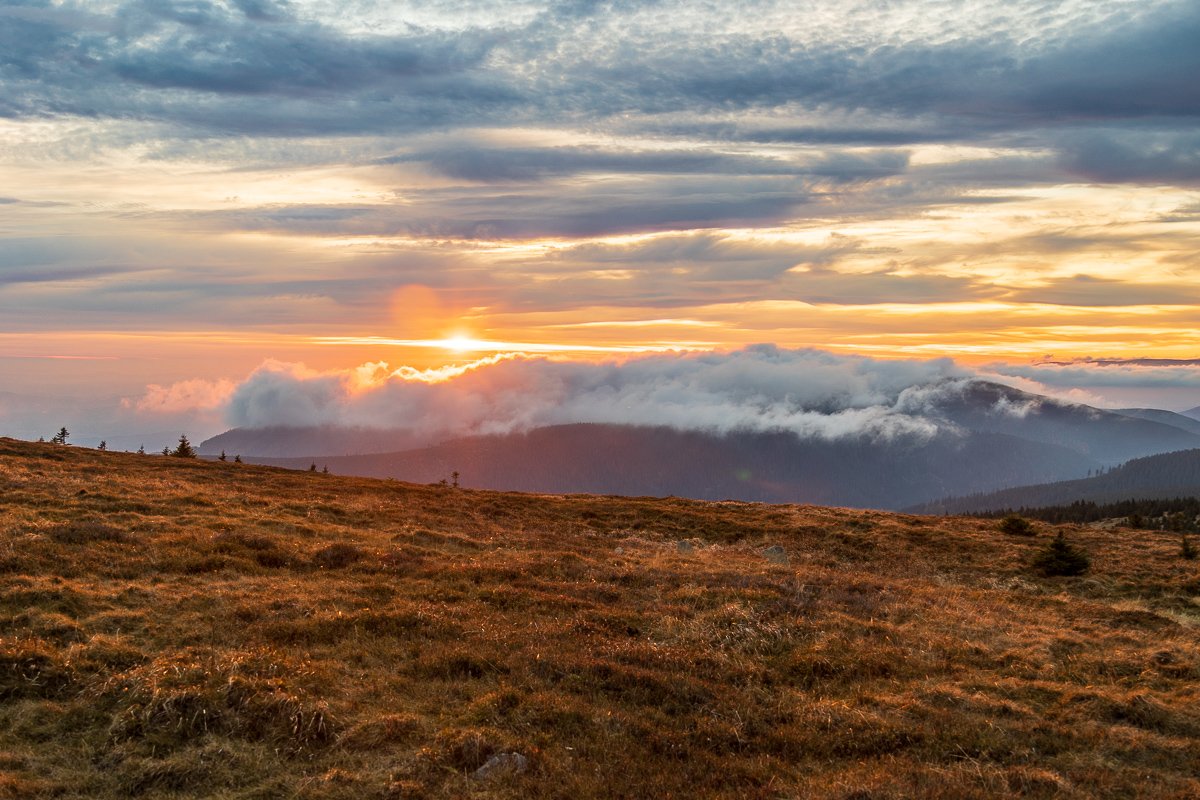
[6,0,1200,359]
[546,233,859,281]
[386,143,909,184]
[0,0,513,135]
[200,345,974,441]
[1057,131,1200,186]
[982,361,1200,389]
[1005,274,1200,307]
[5,0,1197,144]
[128,377,237,413]
[190,176,813,239]
[110,346,1200,450]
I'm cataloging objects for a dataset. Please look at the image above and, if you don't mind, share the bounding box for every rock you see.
[472,752,528,780]
[763,544,788,564]
[676,540,695,554]
[614,546,624,555]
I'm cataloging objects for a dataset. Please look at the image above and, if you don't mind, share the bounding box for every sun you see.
[442,335,481,353]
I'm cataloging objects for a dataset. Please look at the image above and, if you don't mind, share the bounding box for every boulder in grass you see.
[763,544,788,564]
[473,752,528,780]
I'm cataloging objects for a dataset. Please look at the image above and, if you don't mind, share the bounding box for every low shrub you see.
[1031,532,1090,576]
[998,515,1036,537]
[45,521,129,544]
[311,543,365,569]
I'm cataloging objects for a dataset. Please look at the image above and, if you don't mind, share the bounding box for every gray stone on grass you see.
[676,540,695,554]
[763,544,788,564]
[473,752,528,780]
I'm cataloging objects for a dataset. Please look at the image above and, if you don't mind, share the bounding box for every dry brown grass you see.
[1,436,1199,798]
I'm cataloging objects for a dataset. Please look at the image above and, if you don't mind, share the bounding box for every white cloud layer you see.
[156,346,981,441]
[107,347,1200,448]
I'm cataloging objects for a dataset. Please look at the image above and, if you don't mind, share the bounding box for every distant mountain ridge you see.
[909,448,1200,514]
[200,380,1200,510]
[247,423,1096,510]
[909,382,1199,463]
[1111,408,1200,437]
[198,426,429,458]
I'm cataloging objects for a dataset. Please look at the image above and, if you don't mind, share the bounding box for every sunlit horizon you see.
[2,0,1199,447]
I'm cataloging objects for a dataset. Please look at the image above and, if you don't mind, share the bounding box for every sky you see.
[1,0,1199,448]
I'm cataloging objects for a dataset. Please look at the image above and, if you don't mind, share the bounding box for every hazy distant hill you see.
[205,380,1200,508]
[251,423,1098,509]
[1185,405,1200,422]
[198,425,428,457]
[1111,408,1200,437]
[203,381,1200,465]
[910,448,1200,514]
[910,381,1200,463]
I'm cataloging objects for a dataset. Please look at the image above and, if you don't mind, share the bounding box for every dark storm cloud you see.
[228,0,290,22]
[388,146,796,182]
[1057,132,1200,186]
[492,232,991,309]
[183,176,812,239]
[522,2,1200,137]
[0,0,513,134]
[782,269,993,306]
[389,144,908,184]
[1014,8,1200,122]
[645,121,963,147]
[0,264,143,286]
[111,11,494,97]
[3,0,1198,144]
[1005,275,1200,307]
[546,233,852,280]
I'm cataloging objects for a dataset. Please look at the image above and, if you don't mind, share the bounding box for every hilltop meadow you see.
[2,437,1199,799]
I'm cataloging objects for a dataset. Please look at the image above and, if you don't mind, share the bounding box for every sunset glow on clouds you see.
[1,0,1198,445]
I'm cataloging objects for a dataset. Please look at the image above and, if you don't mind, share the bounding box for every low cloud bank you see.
[191,346,980,442]
[983,360,1200,389]
[128,345,1200,444]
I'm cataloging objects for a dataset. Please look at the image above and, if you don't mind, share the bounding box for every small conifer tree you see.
[137,444,145,455]
[218,450,227,462]
[322,465,328,474]
[234,454,242,463]
[52,427,69,445]
[162,446,171,456]
[171,434,197,458]
[1032,531,1090,576]
[1181,535,1198,561]
[309,462,317,472]
[451,470,460,488]
[98,440,107,451]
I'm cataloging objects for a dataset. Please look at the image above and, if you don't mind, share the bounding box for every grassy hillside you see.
[2,437,1200,799]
